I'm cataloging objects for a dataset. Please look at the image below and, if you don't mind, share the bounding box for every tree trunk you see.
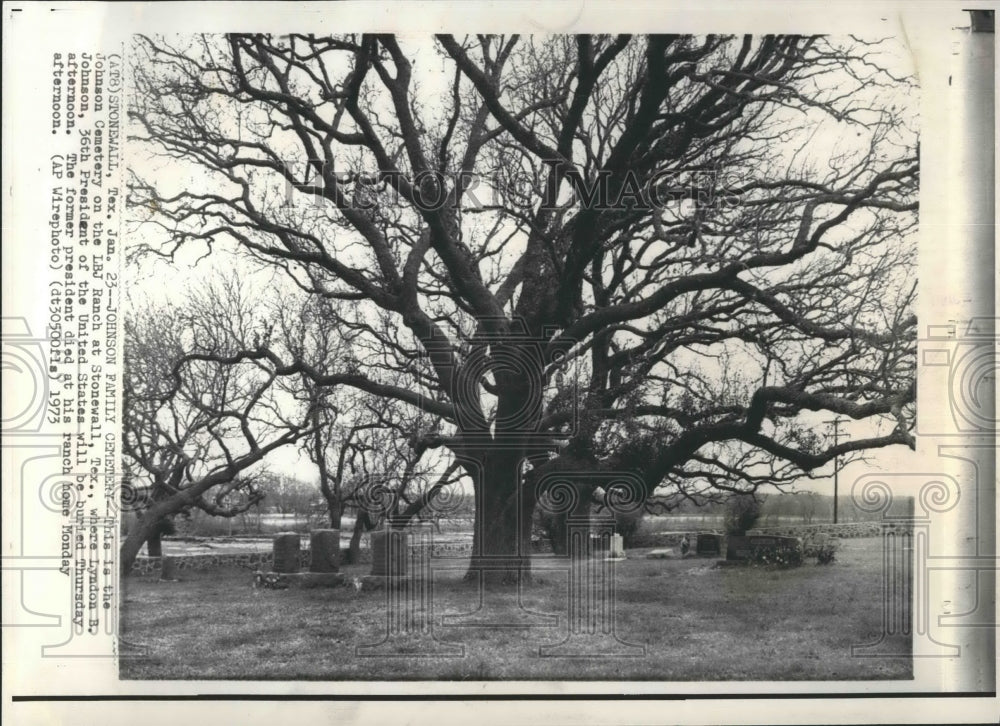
[344,510,369,565]
[313,412,341,536]
[543,483,594,555]
[145,528,163,558]
[121,510,166,576]
[323,499,343,564]
[459,334,549,585]
[465,449,535,586]
[328,499,342,529]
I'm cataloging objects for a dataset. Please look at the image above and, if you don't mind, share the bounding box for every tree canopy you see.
[127,33,918,577]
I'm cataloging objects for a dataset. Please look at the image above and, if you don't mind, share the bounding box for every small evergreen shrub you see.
[724,493,763,536]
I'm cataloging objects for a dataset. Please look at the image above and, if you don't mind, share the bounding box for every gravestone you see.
[309,529,340,573]
[695,533,722,556]
[607,533,625,559]
[747,535,802,564]
[357,523,462,655]
[588,532,625,559]
[645,549,676,559]
[726,535,751,561]
[159,556,177,581]
[370,529,408,578]
[272,532,301,573]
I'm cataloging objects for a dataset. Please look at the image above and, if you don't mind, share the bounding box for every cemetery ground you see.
[119,538,911,681]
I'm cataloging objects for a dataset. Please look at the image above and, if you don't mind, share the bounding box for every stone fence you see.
[628,521,910,550]
[130,551,311,577]
[129,539,480,576]
[131,547,378,577]
[746,521,911,539]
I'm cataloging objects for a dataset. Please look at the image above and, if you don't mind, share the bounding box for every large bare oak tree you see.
[129,34,917,582]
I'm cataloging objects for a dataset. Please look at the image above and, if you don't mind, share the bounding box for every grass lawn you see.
[119,538,911,681]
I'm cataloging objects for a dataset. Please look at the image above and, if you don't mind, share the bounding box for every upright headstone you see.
[606,533,626,559]
[370,529,408,578]
[589,532,608,558]
[159,556,176,581]
[357,523,461,657]
[696,533,722,556]
[309,529,340,573]
[272,532,301,573]
[726,535,751,561]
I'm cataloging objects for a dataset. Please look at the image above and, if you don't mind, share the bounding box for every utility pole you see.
[824,418,842,523]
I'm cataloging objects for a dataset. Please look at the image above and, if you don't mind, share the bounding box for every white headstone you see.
[607,533,625,559]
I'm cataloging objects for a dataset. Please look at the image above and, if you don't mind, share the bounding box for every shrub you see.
[804,534,838,564]
[724,493,764,536]
[614,509,645,548]
[753,543,803,567]
[155,516,178,537]
[816,543,837,564]
[535,508,564,553]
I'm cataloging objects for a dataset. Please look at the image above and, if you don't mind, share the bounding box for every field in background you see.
[143,510,875,557]
[124,491,889,542]
[120,539,910,681]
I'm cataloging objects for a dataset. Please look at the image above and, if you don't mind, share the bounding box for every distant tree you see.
[275,294,466,562]
[120,282,313,574]
[257,473,316,521]
[797,491,823,524]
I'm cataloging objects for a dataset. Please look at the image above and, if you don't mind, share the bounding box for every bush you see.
[753,543,803,568]
[614,510,645,548]
[534,508,564,553]
[724,493,764,536]
[803,534,838,564]
[155,516,178,537]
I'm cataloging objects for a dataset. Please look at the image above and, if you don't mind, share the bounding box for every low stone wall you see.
[747,521,910,539]
[131,551,309,576]
[410,541,475,558]
[128,540,407,576]
[630,522,909,556]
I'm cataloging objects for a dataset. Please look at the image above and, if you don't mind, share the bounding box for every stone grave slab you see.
[606,533,626,559]
[726,535,751,560]
[589,532,626,559]
[272,532,301,573]
[695,533,723,556]
[370,529,409,577]
[645,549,677,559]
[309,529,340,573]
